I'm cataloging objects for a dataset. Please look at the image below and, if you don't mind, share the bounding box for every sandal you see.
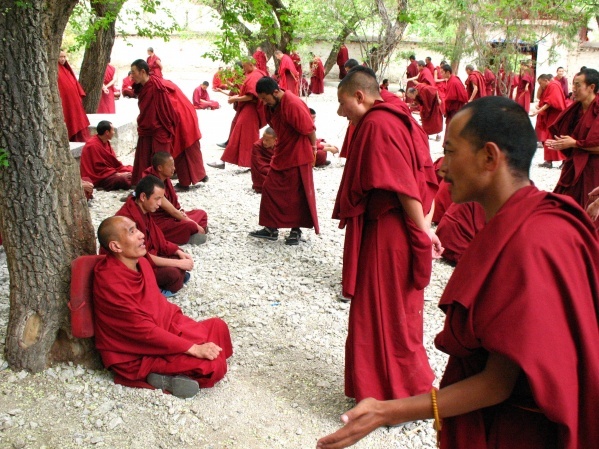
[249,227,279,241]
[285,229,302,246]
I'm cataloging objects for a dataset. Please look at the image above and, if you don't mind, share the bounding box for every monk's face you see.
[58,51,67,65]
[262,133,276,149]
[114,217,146,259]
[572,74,595,103]
[442,70,451,80]
[258,92,280,107]
[538,78,549,90]
[130,66,147,85]
[139,186,164,214]
[201,84,208,91]
[556,68,565,79]
[157,158,175,179]
[337,89,367,126]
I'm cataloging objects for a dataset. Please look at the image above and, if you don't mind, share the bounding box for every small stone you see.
[296,428,303,435]
[108,417,123,430]
[90,436,104,444]
[12,439,26,449]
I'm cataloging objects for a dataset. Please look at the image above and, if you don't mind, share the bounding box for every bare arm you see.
[469,84,478,102]
[228,93,255,104]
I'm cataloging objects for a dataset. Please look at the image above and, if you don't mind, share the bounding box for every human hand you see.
[587,199,599,221]
[227,96,238,104]
[186,342,222,360]
[429,229,444,259]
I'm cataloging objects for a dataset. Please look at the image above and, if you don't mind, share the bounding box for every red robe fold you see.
[435,186,599,449]
[309,58,325,95]
[290,52,302,79]
[57,62,90,142]
[277,54,299,96]
[339,123,355,159]
[556,76,569,99]
[380,88,411,115]
[251,138,274,193]
[212,73,224,90]
[253,50,268,73]
[535,80,566,162]
[465,70,487,100]
[121,76,136,98]
[444,74,468,127]
[143,166,208,245]
[259,92,319,232]
[549,96,599,210]
[192,86,220,110]
[93,254,232,390]
[80,135,132,190]
[221,68,267,167]
[146,54,163,78]
[337,46,349,79]
[483,68,496,96]
[436,201,485,264]
[516,73,533,112]
[406,60,419,89]
[333,101,438,401]
[414,83,443,135]
[97,64,116,113]
[417,67,435,86]
[425,62,436,76]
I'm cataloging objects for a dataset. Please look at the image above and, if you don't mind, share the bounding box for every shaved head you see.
[98,216,130,252]
[338,66,380,97]
[152,151,173,169]
[263,127,276,137]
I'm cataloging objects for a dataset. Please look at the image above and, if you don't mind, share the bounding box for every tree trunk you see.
[0,0,99,371]
[368,0,409,76]
[450,18,468,72]
[322,16,359,76]
[80,0,124,114]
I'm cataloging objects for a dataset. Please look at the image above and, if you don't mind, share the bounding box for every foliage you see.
[0,149,8,168]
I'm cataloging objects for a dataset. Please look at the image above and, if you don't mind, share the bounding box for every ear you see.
[480,142,502,172]
[108,240,121,253]
[355,90,365,104]
[138,192,147,202]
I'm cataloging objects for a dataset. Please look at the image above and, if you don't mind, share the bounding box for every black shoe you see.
[147,373,199,399]
[285,228,302,246]
[201,175,209,182]
[216,140,229,148]
[207,161,225,169]
[538,161,552,169]
[249,227,279,241]
[174,183,191,192]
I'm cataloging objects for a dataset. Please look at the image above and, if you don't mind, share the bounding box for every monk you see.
[94,215,232,398]
[192,81,220,110]
[337,44,349,79]
[97,61,118,113]
[146,47,163,78]
[251,127,276,193]
[290,51,302,80]
[130,59,207,189]
[274,50,299,96]
[249,77,319,245]
[310,108,339,166]
[334,66,441,403]
[531,74,566,168]
[338,59,362,159]
[555,66,569,99]
[434,60,448,104]
[464,64,487,102]
[80,120,132,190]
[317,96,599,449]
[379,79,389,90]
[57,50,90,142]
[440,64,468,128]
[406,60,435,86]
[405,54,419,89]
[406,84,443,140]
[425,57,435,76]
[114,175,194,296]
[208,59,267,169]
[309,54,325,95]
[212,67,229,93]
[121,71,136,99]
[516,61,534,113]
[547,68,599,212]
[483,65,496,97]
[253,46,268,73]
[143,152,208,245]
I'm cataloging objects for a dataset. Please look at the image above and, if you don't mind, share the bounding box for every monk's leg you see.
[174,142,207,187]
[153,266,185,293]
[95,173,132,191]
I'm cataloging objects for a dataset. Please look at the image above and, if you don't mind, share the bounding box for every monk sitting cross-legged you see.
[93,215,233,398]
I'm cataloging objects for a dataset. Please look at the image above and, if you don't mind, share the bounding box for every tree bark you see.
[367,0,409,76]
[0,0,99,371]
[322,15,359,76]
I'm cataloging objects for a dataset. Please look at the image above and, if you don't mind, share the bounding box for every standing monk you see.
[555,66,569,99]
[441,64,468,128]
[334,66,441,402]
[290,51,303,80]
[547,68,599,212]
[309,54,325,95]
[249,77,319,245]
[57,50,90,142]
[516,61,534,113]
[97,60,118,113]
[425,56,435,75]
[464,64,487,102]
[405,55,419,89]
[146,47,163,78]
[483,65,496,96]
[130,59,207,189]
[337,44,349,80]
[253,46,268,74]
[406,84,443,140]
[406,60,435,86]
[531,74,566,168]
[274,50,299,96]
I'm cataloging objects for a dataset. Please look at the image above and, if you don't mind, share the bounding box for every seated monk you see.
[80,120,133,191]
[436,201,486,264]
[94,215,233,398]
[192,81,220,110]
[121,71,136,99]
[251,127,276,193]
[114,175,194,296]
[143,152,208,245]
[309,108,339,167]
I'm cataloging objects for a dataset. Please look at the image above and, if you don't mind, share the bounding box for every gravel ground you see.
[0,75,561,449]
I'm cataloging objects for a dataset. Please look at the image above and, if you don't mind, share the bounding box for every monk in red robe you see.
[334,66,441,403]
[309,108,339,166]
[212,67,229,93]
[406,60,435,86]
[440,64,468,128]
[57,50,90,142]
[436,201,485,264]
[274,50,299,96]
[250,77,319,245]
[405,55,419,89]
[483,66,496,97]
[80,120,132,190]
[97,62,117,113]
[337,44,349,79]
[143,152,208,245]
[114,175,194,295]
[309,55,325,95]
[555,66,569,99]
[252,46,268,73]
[425,56,435,76]
[94,215,232,397]
[464,64,487,102]
[130,59,207,189]
[531,74,566,168]
[121,71,136,99]
[146,47,163,78]
[434,61,448,108]
[317,96,599,449]
[547,68,599,213]
[516,62,534,113]
[431,157,453,224]
[251,127,276,193]
[290,51,302,79]
[407,83,443,139]
[192,81,220,110]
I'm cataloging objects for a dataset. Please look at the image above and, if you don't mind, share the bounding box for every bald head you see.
[98,216,130,252]
[338,66,380,97]
[263,127,276,137]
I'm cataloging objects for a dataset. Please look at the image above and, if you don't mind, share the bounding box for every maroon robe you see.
[380,88,411,115]
[431,156,453,224]
[436,186,599,449]
[406,60,419,89]
[192,86,220,110]
[253,50,268,73]
[550,95,599,211]
[143,166,208,245]
[414,83,443,135]
[121,76,136,98]
[115,197,185,293]
[417,67,435,86]
[251,138,274,193]
[309,58,325,95]
[556,76,569,99]
[339,123,355,159]
[425,61,436,76]
[80,135,132,190]
[516,73,534,113]
[260,92,319,232]
[97,64,116,113]
[212,72,225,91]
[57,62,90,142]
[337,45,349,79]
[221,68,268,168]
[146,54,163,78]
[483,67,496,96]
[444,74,468,127]
[93,254,232,390]
[436,202,485,264]
[278,54,299,96]
[314,138,329,167]
[535,79,566,162]
[333,101,438,401]
[290,52,302,79]
[465,70,487,100]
